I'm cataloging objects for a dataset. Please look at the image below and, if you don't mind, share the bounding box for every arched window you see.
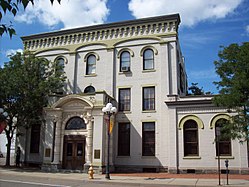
[183,120,199,156]
[143,49,154,70]
[65,117,86,130]
[84,86,95,94]
[120,51,130,72]
[55,57,65,73]
[215,119,231,156]
[86,55,96,75]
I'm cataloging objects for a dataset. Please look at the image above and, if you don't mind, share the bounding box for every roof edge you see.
[21,13,180,41]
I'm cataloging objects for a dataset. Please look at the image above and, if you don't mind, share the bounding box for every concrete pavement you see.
[0,166,249,187]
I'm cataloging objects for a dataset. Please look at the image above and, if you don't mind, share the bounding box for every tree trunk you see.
[5,136,12,166]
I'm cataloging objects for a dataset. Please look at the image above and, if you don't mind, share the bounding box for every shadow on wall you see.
[113,113,164,173]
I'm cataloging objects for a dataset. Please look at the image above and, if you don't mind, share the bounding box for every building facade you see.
[18,14,248,174]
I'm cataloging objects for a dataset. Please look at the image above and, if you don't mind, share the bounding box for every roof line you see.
[21,13,180,41]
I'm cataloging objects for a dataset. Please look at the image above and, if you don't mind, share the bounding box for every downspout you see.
[112,47,117,98]
[176,107,179,174]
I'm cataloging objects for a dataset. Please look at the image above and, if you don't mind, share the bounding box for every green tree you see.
[0,51,66,166]
[188,82,205,95]
[0,0,61,37]
[213,42,249,141]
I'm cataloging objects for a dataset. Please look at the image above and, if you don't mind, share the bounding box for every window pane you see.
[143,87,155,110]
[215,119,232,156]
[143,49,154,70]
[65,117,86,130]
[120,51,130,70]
[56,58,65,73]
[86,55,96,75]
[184,120,198,156]
[215,119,231,156]
[119,88,131,111]
[30,124,41,153]
[142,122,155,156]
[118,123,130,156]
[77,143,83,156]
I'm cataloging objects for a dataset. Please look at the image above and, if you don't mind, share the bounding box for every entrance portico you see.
[41,92,114,172]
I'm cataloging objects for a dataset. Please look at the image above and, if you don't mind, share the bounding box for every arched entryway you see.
[62,117,87,170]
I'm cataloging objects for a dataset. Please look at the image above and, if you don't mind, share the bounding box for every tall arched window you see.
[183,120,199,156]
[86,55,96,75]
[55,57,65,73]
[120,51,130,72]
[143,49,154,70]
[215,119,231,156]
[65,117,86,130]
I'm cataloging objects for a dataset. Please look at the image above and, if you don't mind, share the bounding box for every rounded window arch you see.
[143,49,154,70]
[84,86,95,94]
[215,118,232,156]
[183,119,199,156]
[65,117,86,130]
[86,55,96,75]
[210,114,231,129]
[179,115,204,130]
[54,56,67,72]
[120,51,131,72]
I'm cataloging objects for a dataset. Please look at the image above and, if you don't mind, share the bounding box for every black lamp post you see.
[102,103,117,180]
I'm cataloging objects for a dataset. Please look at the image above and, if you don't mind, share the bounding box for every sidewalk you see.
[0,166,249,187]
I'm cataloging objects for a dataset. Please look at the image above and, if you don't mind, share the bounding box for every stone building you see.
[17,13,248,174]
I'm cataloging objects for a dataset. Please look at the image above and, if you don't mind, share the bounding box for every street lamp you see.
[102,103,117,180]
[216,126,221,186]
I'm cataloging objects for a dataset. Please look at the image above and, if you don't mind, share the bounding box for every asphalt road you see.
[0,178,128,187]
[0,172,166,187]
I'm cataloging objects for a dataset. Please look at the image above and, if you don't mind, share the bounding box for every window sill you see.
[116,156,131,158]
[85,74,97,77]
[118,111,132,114]
[141,156,156,159]
[215,156,234,159]
[183,156,201,159]
[142,69,156,73]
[119,71,132,75]
[142,110,156,113]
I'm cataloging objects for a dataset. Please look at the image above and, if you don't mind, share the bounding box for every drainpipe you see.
[175,108,179,174]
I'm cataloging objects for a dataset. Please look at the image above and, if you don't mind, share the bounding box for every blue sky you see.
[0,0,249,93]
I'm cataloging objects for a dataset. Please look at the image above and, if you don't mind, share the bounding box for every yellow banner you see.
[109,117,114,134]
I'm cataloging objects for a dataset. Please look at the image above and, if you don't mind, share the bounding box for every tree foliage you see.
[188,82,205,95]
[0,0,61,38]
[213,42,249,141]
[0,51,66,165]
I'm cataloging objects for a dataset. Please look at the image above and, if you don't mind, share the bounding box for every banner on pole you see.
[0,121,7,134]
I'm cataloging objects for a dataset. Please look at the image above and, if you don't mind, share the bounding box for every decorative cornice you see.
[21,14,180,51]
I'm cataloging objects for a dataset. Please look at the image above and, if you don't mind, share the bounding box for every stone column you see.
[52,116,62,166]
[84,113,94,171]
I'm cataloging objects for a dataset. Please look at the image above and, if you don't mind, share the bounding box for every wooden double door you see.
[63,135,85,170]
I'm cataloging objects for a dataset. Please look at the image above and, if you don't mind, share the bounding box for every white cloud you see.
[128,0,243,27]
[15,0,110,29]
[188,69,218,80]
[6,49,23,57]
[246,25,249,35]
